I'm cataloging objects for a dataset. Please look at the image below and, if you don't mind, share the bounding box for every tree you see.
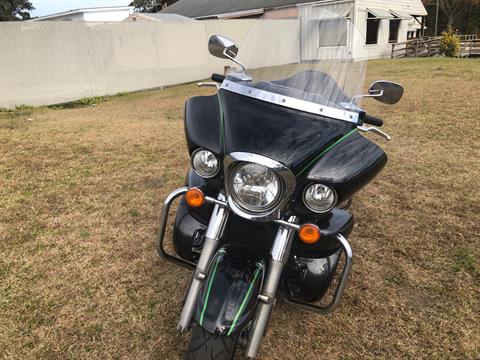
[0,0,34,21]
[439,0,480,26]
[129,0,178,13]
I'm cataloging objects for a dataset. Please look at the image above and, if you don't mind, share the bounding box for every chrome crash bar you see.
[157,187,353,357]
[283,233,353,315]
[155,188,302,267]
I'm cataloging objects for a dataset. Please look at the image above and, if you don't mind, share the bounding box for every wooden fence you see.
[391,35,479,58]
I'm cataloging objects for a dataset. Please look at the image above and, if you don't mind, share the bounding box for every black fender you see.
[194,244,264,336]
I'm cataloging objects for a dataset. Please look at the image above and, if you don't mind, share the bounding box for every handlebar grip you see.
[211,73,226,83]
[364,115,384,127]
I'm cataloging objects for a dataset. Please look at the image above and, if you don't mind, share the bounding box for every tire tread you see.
[184,326,238,360]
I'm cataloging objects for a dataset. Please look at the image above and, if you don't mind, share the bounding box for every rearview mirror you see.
[369,81,404,105]
[208,35,239,60]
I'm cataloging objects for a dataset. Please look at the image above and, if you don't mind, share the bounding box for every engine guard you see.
[194,245,264,336]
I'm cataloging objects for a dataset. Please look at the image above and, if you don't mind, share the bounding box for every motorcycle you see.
[156,31,404,360]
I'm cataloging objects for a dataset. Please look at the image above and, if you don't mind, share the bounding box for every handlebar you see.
[363,115,384,127]
[211,73,226,83]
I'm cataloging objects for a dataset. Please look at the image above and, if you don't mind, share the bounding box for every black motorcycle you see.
[156,34,404,359]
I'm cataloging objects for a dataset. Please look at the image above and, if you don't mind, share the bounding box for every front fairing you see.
[219,87,355,174]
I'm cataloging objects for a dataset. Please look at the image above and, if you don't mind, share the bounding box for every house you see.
[31,6,133,22]
[124,13,195,22]
[162,0,428,60]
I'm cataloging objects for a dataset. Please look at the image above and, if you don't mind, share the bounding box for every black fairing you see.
[219,90,355,174]
[195,245,264,336]
[184,94,223,155]
[305,131,388,204]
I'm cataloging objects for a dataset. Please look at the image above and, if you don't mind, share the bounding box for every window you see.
[318,18,348,47]
[366,12,380,45]
[389,18,401,43]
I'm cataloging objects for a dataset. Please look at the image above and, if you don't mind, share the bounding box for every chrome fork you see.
[177,193,229,332]
[245,216,299,359]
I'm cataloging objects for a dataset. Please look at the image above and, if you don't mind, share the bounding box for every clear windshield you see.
[229,6,367,110]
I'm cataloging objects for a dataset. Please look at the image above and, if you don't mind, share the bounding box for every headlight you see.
[303,184,337,213]
[192,149,219,178]
[231,163,281,212]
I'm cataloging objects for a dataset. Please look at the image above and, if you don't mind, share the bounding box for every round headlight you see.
[231,163,281,212]
[303,184,337,213]
[192,149,219,178]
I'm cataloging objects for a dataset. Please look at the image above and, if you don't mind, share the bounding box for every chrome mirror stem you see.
[223,49,246,72]
[350,89,383,104]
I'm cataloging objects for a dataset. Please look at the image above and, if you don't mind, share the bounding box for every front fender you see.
[195,244,264,336]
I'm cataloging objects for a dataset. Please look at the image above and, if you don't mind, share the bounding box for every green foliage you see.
[440,26,460,57]
[129,0,178,13]
[0,0,34,21]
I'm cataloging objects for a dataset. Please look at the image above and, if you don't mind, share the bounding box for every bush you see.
[440,26,460,57]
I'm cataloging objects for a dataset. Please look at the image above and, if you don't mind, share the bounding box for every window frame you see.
[317,17,350,48]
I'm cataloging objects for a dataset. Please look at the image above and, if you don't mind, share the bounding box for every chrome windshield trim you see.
[221,79,360,124]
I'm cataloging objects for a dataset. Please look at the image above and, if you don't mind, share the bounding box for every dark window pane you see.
[389,19,401,43]
[366,17,380,45]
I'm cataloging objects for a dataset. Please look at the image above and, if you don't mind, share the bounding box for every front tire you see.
[184,326,240,360]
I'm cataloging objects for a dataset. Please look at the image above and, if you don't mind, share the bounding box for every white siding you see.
[357,0,427,16]
[352,0,427,59]
[299,1,355,61]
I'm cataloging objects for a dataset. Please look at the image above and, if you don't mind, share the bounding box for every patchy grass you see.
[0,58,479,359]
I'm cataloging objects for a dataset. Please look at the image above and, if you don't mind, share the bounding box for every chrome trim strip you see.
[221,79,360,124]
[223,152,296,222]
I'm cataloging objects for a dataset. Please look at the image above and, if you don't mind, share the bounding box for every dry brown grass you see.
[1,58,479,360]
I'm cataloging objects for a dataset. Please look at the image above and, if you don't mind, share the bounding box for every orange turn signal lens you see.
[185,188,205,208]
[298,224,321,244]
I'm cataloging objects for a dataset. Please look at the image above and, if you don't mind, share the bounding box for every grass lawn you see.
[1,58,479,359]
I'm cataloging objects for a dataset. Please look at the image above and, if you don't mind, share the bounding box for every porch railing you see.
[391,34,479,58]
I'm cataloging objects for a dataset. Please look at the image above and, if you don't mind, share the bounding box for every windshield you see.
[228,6,367,110]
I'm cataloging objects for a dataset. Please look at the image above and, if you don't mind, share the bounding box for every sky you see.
[31,0,132,17]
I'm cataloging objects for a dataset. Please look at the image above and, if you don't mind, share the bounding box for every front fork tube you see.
[177,194,229,332]
[245,216,299,359]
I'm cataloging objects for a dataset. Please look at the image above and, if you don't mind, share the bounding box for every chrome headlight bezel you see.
[224,152,296,221]
[191,148,220,178]
[302,183,338,213]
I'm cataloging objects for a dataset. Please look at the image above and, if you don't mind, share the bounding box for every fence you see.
[391,34,479,58]
[0,20,300,108]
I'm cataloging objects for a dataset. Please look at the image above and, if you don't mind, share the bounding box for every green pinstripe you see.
[199,255,222,326]
[226,266,262,336]
[296,128,358,176]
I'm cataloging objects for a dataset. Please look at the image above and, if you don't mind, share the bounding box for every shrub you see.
[440,26,460,57]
